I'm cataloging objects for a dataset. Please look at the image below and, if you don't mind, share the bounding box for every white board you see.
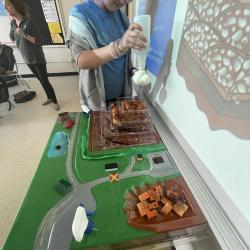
[0,3,13,45]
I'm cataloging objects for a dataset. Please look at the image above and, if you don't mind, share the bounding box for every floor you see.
[0,75,81,249]
[0,76,220,250]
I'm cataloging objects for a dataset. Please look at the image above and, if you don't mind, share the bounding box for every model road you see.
[33,113,177,250]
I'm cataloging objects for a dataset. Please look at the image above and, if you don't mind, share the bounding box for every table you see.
[3,112,206,250]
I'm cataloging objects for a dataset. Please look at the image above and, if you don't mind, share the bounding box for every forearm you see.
[23,33,36,44]
[16,28,36,44]
[77,45,114,69]
[9,31,15,42]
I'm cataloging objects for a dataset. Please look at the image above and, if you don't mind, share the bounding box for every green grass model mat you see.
[3,112,206,250]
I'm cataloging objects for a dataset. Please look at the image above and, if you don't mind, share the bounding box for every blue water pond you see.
[47,132,69,158]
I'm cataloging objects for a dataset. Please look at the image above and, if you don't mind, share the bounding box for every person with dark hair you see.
[67,0,147,111]
[3,0,60,111]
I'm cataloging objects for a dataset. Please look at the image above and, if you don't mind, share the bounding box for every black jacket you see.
[0,45,15,74]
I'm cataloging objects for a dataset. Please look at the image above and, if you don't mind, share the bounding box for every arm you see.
[9,23,16,42]
[23,33,36,44]
[16,28,36,44]
[77,22,147,69]
[77,46,114,69]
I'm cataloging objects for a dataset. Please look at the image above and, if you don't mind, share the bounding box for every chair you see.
[0,44,30,89]
[0,82,12,111]
[0,62,31,90]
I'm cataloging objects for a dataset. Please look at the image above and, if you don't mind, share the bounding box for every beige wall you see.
[57,0,82,33]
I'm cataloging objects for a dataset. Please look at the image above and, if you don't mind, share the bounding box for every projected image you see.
[177,0,250,139]
[148,39,173,105]
[138,0,177,104]
[138,0,176,77]
[0,2,8,16]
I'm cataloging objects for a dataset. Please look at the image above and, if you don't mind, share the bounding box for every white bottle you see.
[72,204,88,242]
[133,15,151,70]
[132,15,151,86]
